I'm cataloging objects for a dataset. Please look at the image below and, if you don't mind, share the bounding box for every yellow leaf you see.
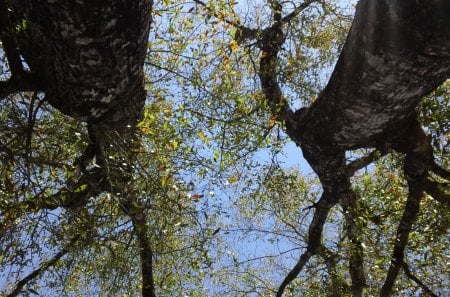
[228,176,239,184]
[229,40,238,52]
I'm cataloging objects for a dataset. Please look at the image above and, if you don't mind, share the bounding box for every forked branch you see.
[276,191,339,297]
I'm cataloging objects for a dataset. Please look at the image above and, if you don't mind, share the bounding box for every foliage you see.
[1,0,449,296]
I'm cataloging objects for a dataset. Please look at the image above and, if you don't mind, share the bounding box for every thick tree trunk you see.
[9,0,153,193]
[277,0,450,295]
[297,0,450,152]
[11,0,152,128]
[2,2,156,296]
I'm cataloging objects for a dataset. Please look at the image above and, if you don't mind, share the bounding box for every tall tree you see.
[1,0,449,296]
[1,1,158,296]
[230,0,450,295]
[193,0,450,295]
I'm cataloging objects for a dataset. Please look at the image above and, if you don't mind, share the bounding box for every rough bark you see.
[2,0,450,295]
[282,0,450,194]
[243,0,450,295]
[5,0,153,193]
[282,0,450,295]
[297,0,450,152]
[10,0,151,126]
[1,1,155,295]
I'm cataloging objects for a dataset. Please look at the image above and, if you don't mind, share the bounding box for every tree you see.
[1,1,159,296]
[247,1,450,295]
[1,0,449,296]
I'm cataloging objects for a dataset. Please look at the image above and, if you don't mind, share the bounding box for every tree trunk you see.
[4,2,156,295]
[278,1,450,295]
[11,0,152,128]
[10,0,153,193]
[296,0,450,153]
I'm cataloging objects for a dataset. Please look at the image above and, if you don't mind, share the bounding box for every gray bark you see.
[296,0,450,158]
[1,1,156,296]
[277,0,450,295]
[7,0,153,193]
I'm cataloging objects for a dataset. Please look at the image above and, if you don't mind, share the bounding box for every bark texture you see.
[1,1,155,296]
[11,0,151,127]
[297,0,450,152]
[240,0,450,295]
[6,0,153,193]
[2,0,450,295]
[282,0,450,295]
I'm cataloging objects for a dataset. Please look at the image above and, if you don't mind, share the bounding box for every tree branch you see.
[0,73,43,100]
[192,0,260,44]
[380,178,424,296]
[121,198,156,297]
[256,7,298,137]
[6,234,81,297]
[340,190,366,296]
[276,191,338,297]
[424,179,450,206]
[0,178,96,239]
[0,0,24,76]
[0,0,43,99]
[347,149,388,177]
[401,261,438,297]
[317,245,350,296]
[282,0,318,24]
[430,162,450,181]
